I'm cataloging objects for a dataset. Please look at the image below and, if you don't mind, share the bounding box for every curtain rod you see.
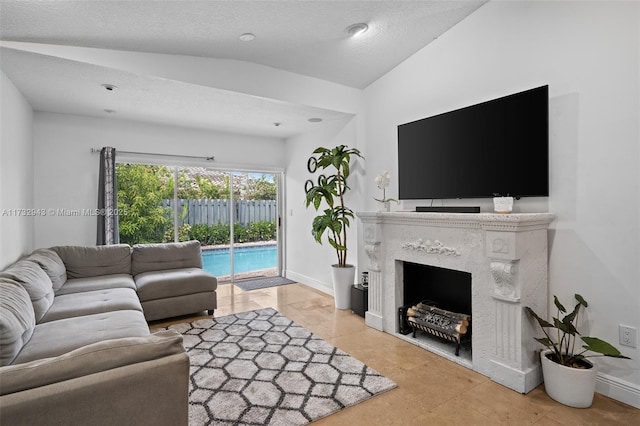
[90,148,214,161]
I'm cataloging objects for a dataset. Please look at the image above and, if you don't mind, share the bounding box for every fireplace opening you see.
[399,262,472,356]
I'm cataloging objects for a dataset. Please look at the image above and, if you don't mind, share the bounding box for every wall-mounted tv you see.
[398,85,549,200]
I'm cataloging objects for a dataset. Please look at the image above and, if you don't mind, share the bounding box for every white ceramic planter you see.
[331,264,355,310]
[540,350,597,408]
[493,196,514,214]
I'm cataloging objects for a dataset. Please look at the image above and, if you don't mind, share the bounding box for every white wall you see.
[284,115,367,293]
[361,0,639,406]
[33,112,286,248]
[0,71,35,268]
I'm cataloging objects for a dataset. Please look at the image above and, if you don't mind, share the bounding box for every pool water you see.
[202,245,277,277]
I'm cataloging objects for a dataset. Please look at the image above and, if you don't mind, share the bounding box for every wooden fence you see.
[162,199,277,226]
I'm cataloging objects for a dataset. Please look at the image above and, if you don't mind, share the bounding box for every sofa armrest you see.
[0,331,189,426]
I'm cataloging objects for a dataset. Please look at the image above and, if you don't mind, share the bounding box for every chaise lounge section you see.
[131,241,217,321]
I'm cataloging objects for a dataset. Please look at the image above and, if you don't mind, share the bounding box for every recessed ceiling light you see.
[239,33,256,42]
[346,23,369,37]
[308,118,323,123]
[101,83,118,91]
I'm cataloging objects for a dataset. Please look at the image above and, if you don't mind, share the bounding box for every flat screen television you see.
[397,85,549,200]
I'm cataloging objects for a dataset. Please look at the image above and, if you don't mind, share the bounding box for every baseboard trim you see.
[285,270,332,296]
[596,372,640,409]
[489,360,542,394]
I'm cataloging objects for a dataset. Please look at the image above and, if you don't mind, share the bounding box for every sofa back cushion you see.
[52,244,131,279]
[26,248,67,291]
[131,240,202,277]
[0,260,54,322]
[0,279,36,366]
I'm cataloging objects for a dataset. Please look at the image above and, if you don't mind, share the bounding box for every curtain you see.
[97,147,119,245]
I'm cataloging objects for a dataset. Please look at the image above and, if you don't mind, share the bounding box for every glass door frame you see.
[115,154,285,283]
[225,169,285,284]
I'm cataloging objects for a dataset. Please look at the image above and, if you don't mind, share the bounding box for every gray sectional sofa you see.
[0,240,218,426]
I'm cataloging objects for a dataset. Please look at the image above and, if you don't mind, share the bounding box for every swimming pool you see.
[201,244,277,277]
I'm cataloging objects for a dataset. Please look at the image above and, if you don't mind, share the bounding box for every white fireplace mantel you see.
[357,211,555,394]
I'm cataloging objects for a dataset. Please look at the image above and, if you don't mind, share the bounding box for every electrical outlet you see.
[619,325,637,348]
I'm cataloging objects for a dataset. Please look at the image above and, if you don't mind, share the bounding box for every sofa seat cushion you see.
[40,288,143,323]
[0,280,36,366]
[0,260,54,322]
[131,241,202,276]
[52,244,131,279]
[12,310,150,365]
[26,249,67,291]
[135,268,217,302]
[55,274,136,295]
[0,330,185,396]
[142,292,217,322]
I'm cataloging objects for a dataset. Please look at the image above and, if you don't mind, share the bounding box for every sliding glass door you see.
[229,172,279,282]
[116,163,281,284]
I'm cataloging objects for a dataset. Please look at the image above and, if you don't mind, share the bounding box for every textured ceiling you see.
[0,0,486,137]
[0,47,353,138]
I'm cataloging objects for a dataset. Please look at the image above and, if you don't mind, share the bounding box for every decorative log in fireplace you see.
[402,301,471,356]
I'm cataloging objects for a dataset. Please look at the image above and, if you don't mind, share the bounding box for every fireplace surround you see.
[357,211,555,393]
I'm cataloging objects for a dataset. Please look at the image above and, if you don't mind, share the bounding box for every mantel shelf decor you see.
[373,170,397,212]
[402,239,461,256]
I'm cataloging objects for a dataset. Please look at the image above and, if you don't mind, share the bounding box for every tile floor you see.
[150,283,640,425]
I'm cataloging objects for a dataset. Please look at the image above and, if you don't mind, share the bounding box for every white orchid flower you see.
[375,171,391,189]
[373,170,397,205]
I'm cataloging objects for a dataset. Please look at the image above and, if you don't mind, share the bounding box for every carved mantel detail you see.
[402,238,461,256]
[364,242,381,272]
[363,223,380,244]
[490,260,519,302]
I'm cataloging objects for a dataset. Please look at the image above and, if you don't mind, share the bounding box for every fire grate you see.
[399,301,471,356]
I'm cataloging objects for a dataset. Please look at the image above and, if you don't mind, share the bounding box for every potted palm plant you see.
[525,294,630,408]
[305,145,363,309]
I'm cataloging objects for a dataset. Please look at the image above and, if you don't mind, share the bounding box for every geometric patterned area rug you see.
[165,308,397,426]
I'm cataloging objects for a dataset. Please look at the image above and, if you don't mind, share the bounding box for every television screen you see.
[398,85,549,200]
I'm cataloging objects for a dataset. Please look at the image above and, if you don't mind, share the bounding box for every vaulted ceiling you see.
[0,1,486,137]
